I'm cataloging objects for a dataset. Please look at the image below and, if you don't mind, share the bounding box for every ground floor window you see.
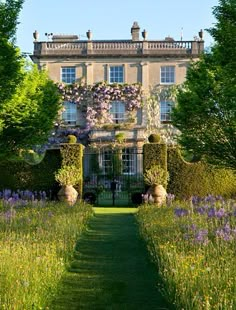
[100,148,136,175]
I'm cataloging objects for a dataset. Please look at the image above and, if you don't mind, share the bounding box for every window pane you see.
[62,101,77,124]
[160,66,175,84]
[122,148,135,174]
[61,67,76,84]
[160,101,174,121]
[109,66,124,83]
[110,101,126,123]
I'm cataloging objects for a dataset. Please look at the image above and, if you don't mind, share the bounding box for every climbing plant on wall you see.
[57,81,143,128]
[145,84,180,144]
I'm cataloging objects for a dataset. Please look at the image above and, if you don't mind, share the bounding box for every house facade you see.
[31,22,204,204]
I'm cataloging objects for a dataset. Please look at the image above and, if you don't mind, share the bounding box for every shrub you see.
[148,133,161,143]
[167,147,236,199]
[144,164,169,188]
[67,134,77,144]
[143,143,167,172]
[60,144,84,198]
[55,165,81,186]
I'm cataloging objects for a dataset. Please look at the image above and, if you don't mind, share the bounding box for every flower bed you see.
[0,190,93,309]
[137,195,236,309]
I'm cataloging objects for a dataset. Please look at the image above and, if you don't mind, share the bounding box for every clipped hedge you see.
[167,147,236,199]
[0,150,61,198]
[60,144,84,199]
[143,143,167,172]
[143,143,168,189]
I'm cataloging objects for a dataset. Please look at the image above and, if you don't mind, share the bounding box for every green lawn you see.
[50,207,171,309]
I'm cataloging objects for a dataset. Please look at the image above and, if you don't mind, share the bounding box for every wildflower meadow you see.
[137,195,236,310]
[0,189,93,309]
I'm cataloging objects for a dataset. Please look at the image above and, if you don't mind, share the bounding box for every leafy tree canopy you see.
[172,0,236,169]
[0,64,61,160]
[0,0,24,104]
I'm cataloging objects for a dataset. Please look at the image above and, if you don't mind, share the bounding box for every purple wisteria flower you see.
[57,82,143,128]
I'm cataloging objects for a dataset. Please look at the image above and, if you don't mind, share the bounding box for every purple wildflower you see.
[208,208,217,218]
[216,208,226,219]
[174,208,189,217]
[194,229,209,244]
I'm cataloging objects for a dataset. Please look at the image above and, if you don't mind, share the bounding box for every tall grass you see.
[137,196,236,309]
[0,192,93,309]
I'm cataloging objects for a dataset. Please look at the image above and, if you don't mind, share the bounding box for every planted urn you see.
[144,164,169,206]
[55,165,81,205]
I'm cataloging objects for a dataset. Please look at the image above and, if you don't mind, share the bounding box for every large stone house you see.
[30,22,204,204]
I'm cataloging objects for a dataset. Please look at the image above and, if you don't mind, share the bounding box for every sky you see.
[16,0,219,55]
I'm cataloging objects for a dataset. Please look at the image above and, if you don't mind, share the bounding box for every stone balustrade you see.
[33,40,204,57]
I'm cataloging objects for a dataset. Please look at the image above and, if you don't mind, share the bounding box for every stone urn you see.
[151,184,167,206]
[57,185,78,206]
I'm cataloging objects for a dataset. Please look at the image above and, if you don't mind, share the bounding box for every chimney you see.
[131,21,140,41]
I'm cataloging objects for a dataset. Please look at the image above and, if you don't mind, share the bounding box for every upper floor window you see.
[160,66,175,84]
[61,67,76,84]
[160,101,174,122]
[110,101,126,123]
[109,66,124,83]
[62,101,77,125]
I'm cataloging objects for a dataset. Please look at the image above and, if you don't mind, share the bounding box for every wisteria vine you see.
[57,81,143,128]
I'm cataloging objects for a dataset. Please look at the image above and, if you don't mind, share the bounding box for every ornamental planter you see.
[151,184,167,206]
[57,185,78,206]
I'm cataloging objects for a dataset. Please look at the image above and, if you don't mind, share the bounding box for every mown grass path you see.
[51,208,171,310]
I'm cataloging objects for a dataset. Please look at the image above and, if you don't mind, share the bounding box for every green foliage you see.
[115,133,125,143]
[0,64,61,160]
[0,0,24,104]
[0,201,93,309]
[55,165,81,186]
[60,144,84,198]
[167,147,236,199]
[148,133,161,143]
[172,0,236,169]
[0,0,24,41]
[137,202,236,309]
[144,164,169,187]
[67,134,77,144]
[0,150,61,197]
[143,143,167,172]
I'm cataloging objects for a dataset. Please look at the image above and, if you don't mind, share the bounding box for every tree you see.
[172,0,236,169]
[0,64,61,160]
[0,0,61,160]
[0,0,24,104]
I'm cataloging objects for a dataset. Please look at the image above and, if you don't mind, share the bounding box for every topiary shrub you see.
[67,134,77,144]
[143,143,167,172]
[60,144,84,200]
[148,133,161,143]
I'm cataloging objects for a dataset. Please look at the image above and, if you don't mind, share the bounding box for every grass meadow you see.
[0,190,93,309]
[137,196,236,310]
